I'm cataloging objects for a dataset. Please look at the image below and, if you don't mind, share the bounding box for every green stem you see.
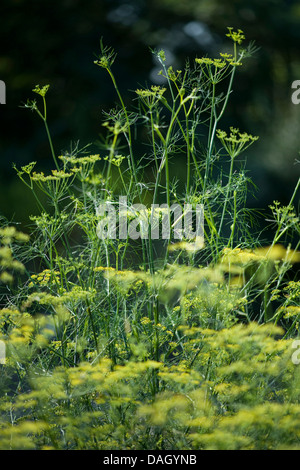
[227,190,237,248]
[107,67,137,191]
[219,154,235,237]
[42,96,60,171]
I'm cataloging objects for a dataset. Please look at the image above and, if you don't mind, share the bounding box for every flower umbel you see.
[226,28,245,45]
[216,127,259,158]
[93,39,117,69]
[32,84,50,97]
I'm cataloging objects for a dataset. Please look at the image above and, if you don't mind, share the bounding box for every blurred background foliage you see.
[0,0,299,232]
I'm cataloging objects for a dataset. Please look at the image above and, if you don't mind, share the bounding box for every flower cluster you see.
[93,41,117,69]
[28,269,60,288]
[31,169,76,182]
[226,27,245,45]
[59,154,101,166]
[103,154,125,167]
[135,85,167,98]
[195,57,227,69]
[0,227,29,284]
[0,226,29,245]
[216,127,259,157]
[135,85,167,107]
[32,84,50,97]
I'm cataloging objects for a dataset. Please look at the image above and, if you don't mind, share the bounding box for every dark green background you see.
[0,0,299,232]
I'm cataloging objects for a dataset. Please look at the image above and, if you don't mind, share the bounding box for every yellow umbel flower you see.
[226,27,245,45]
[32,84,50,97]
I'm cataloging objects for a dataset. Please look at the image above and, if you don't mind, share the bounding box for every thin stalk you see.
[204,67,237,194]
[219,154,235,236]
[105,131,118,193]
[227,190,237,248]
[41,95,60,171]
[272,176,300,246]
[44,120,60,171]
[106,67,137,191]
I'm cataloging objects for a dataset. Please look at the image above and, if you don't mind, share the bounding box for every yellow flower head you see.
[32,84,50,97]
[226,27,245,45]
